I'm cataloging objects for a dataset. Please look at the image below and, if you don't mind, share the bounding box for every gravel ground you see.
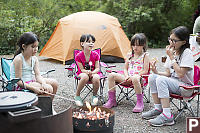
[1,48,200,133]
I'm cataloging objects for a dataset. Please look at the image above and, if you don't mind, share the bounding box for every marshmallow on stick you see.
[152,57,158,63]
[89,61,93,71]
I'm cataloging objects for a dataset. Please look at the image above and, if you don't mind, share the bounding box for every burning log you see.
[73,102,110,120]
[73,102,115,133]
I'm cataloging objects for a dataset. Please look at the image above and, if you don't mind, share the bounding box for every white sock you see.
[154,104,162,111]
[163,108,171,118]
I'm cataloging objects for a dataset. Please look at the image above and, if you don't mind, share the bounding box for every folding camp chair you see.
[0,57,55,92]
[0,58,22,91]
[0,57,58,116]
[66,48,110,104]
[170,65,200,121]
[106,69,150,106]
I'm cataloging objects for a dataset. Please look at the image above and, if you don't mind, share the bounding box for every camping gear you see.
[170,65,200,121]
[189,35,200,61]
[39,11,131,64]
[0,91,38,112]
[0,91,73,133]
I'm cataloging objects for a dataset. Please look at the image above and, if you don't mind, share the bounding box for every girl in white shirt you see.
[142,26,194,127]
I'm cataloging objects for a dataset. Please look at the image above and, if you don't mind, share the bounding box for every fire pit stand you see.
[0,91,73,133]
[73,106,115,133]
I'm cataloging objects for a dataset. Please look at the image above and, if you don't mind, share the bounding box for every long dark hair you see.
[130,33,147,59]
[14,32,39,57]
[170,26,190,58]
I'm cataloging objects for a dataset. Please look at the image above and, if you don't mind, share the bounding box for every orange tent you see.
[39,11,131,64]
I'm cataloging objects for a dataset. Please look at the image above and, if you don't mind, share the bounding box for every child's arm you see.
[34,58,52,93]
[139,54,150,76]
[91,61,100,74]
[34,57,46,84]
[77,62,90,74]
[150,59,171,77]
[157,68,171,77]
[124,59,129,78]
[13,56,24,87]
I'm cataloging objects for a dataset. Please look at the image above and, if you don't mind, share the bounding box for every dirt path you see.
[1,48,199,133]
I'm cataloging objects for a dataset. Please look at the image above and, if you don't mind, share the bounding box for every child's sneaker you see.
[142,109,162,120]
[75,96,83,107]
[148,113,175,127]
[91,96,98,106]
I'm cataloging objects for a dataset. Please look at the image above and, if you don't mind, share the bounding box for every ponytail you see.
[14,47,22,57]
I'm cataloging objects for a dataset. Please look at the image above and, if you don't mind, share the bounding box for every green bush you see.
[0,0,198,54]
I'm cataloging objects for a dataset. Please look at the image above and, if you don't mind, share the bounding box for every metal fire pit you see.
[73,106,115,133]
[0,91,73,133]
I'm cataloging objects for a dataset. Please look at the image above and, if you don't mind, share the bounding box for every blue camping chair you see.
[0,57,57,116]
[0,58,22,91]
[0,57,55,92]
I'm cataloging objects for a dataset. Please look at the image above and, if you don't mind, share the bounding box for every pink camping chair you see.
[170,65,200,121]
[105,66,151,106]
[66,48,113,104]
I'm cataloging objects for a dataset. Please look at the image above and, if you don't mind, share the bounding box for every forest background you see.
[0,0,199,54]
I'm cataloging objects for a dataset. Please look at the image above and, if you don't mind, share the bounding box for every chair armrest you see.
[40,69,55,76]
[66,63,76,69]
[65,66,74,71]
[141,75,149,78]
[106,70,118,73]
[46,69,55,74]
[9,78,21,84]
[106,70,125,74]
[179,84,200,90]
[100,75,107,79]
[0,79,7,84]
[105,65,116,68]
[106,70,112,73]
[100,62,116,68]
[65,64,76,77]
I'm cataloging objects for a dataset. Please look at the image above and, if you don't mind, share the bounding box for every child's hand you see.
[166,45,174,59]
[87,70,93,79]
[33,87,45,95]
[42,83,51,93]
[150,60,158,74]
[151,57,158,64]
[86,70,92,75]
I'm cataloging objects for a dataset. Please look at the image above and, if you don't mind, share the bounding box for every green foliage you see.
[0,0,198,54]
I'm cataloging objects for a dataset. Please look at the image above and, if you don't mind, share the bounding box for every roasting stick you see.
[43,91,76,102]
[43,79,131,102]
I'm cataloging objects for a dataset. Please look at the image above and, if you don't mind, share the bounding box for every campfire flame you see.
[86,101,92,112]
[73,101,111,120]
